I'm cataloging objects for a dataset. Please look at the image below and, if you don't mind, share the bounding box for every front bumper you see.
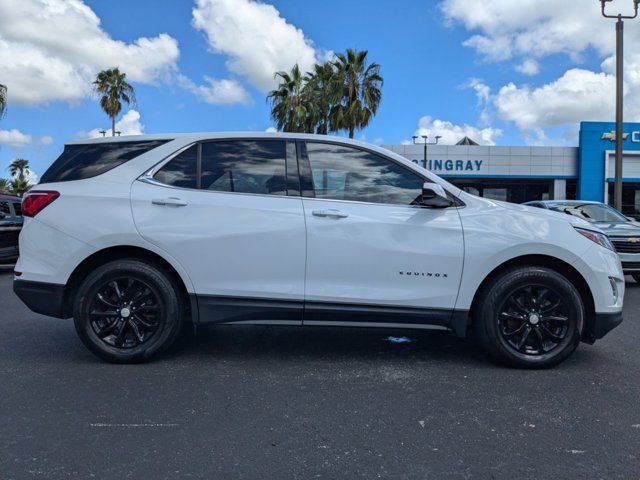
[13,279,67,318]
[617,252,640,273]
[583,311,623,343]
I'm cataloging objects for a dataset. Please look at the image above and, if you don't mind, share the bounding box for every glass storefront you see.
[452,178,552,204]
[607,182,640,220]
[566,180,577,200]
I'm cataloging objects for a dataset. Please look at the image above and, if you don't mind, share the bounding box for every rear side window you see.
[154,140,287,196]
[154,145,198,189]
[11,202,21,216]
[40,140,169,183]
[0,201,10,216]
[201,140,286,195]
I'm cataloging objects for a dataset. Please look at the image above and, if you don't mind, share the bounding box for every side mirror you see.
[421,182,453,208]
[626,216,636,222]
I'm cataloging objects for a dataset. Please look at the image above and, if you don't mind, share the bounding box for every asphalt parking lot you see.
[1,267,639,480]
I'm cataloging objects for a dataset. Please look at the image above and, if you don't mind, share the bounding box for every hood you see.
[490,199,595,229]
[593,221,640,236]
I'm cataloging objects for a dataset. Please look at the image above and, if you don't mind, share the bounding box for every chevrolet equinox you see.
[13,133,624,367]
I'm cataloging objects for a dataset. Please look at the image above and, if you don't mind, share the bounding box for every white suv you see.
[13,133,624,367]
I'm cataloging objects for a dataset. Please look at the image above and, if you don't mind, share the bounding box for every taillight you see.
[22,190,60,217]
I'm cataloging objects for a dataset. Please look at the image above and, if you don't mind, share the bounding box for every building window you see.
[566,180,577,200]
[452,179,552,204]
[607,182,640,220]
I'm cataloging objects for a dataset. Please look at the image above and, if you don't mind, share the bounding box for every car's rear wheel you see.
[632,273,640,284]
[475,266,584,369]
[73,259,183,363]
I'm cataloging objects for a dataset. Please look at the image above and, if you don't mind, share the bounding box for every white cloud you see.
[40,135,54,145]
[515,59,540,76]
[414,116,503,146]
[23,169,38,184]
[265,127,278,133]
[0,0,179,105]
[77,109,144,139]
[0,129,32,146]
[494,69,616,131]
[441,0,640,142]
[441,0,615,62]
[178,74,250,105]
[191,0,318,91]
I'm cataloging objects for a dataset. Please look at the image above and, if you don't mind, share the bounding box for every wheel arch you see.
[62,245,196,322]
[467,254,596,340]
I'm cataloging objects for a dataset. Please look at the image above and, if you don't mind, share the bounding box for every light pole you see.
[600,0,639,210]
[412,135,442,169]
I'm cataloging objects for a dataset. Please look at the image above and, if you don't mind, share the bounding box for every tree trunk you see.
[349,126,355,139]
[111,116,116,137]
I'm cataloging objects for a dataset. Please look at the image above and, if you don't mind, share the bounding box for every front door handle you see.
[152,197,188,207]
[312,209,349,219]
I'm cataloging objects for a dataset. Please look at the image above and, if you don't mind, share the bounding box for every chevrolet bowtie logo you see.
[602,131,630,141]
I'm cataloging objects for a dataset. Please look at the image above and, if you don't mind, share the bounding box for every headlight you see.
[574,227,615,251]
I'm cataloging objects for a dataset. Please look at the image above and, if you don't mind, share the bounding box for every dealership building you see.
[383,121,640,218]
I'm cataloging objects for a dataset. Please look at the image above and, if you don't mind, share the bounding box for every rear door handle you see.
[312,209,349,219]
[152,197,188,207]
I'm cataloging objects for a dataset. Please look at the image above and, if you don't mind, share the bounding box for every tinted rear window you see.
[40,140,169,183]
[201,140,287,195]
[12,202,21,216]
[154,145,198,189]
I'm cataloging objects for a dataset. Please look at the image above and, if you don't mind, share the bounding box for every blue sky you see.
[1,0,639,181]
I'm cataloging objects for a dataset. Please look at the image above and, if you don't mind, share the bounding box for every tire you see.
[632,273,640,284]
[475,266,584,369]
[73,259,183,363]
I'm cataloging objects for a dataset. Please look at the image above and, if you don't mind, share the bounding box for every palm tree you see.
[0,178,9,194]
[9,177,31,197]
[329,49,383,139]
[267,64,312,133]
[93,68,135,136]
[8,158,30,181]
[304,62,338,135]
[0,83,7,120]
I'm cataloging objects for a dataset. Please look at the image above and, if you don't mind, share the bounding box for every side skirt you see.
[192,294,471,337]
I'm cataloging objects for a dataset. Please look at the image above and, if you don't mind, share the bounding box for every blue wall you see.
[579,121,640,201]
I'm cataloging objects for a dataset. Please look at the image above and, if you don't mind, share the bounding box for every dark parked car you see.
[524,200,640,282]
[0,194,23,264]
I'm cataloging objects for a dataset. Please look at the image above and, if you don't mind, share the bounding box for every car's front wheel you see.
[475,266,584,369]
[73,259,183,363]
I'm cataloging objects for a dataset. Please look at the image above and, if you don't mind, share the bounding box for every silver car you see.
[525,200,640,282]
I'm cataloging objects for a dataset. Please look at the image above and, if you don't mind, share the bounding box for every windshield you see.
[549,203,627,223]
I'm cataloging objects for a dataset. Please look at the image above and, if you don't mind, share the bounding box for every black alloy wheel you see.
[497,285,569,356]
[475,266,584,368]
[88,277,162,349]
[74,259,183,363]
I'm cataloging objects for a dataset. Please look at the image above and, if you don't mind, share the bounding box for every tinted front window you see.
[549,203,627,222]
[0,201,10,216]
[41,140,169,183]
[154,145,198,189]
[201,140,287,195]
[306,143,424,205]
